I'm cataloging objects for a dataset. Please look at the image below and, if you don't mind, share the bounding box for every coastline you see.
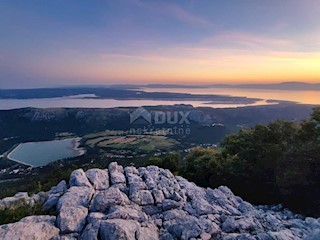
[71,137,86,156]
[5,138,86,168]
[6,143,35,167]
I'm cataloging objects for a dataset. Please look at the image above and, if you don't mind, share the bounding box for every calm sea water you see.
[0,88,319,110]
[7,138,85,167]
[141,87,320,105]
[0,97,274,109]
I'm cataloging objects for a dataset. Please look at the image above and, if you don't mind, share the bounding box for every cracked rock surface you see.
[1,162,320,240]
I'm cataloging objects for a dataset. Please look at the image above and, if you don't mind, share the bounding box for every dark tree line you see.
[147,107,320,216]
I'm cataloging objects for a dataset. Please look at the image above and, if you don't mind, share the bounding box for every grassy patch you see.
[97,135,179,152]
[0,203,46,225]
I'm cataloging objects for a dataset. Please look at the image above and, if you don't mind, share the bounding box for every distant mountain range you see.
[0,87,259,104]
[145,82,320,91]
[54,82,320,91]
[2,82,320,91]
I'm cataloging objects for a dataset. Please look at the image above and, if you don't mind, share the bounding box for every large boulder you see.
[85,169,110,190]
[57,206,88,233]
[222,216,263,233]
[106,205,148,223]
[57,186,94,210]
[0,192,34,210]
[90,187,130,212]
[49,180,68,195]
[131,190,154,206]
[99,219,158,240]
[69,169,93,188]
[80,222,100,240]
[0,216,59,240]
[109,162,126,185]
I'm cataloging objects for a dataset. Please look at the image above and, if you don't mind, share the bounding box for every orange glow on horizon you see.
[19,36,320,86]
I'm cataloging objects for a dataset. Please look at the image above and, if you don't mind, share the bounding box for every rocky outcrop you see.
[0,216,59,240]
[1,162,320,239]
[0,191,47,211]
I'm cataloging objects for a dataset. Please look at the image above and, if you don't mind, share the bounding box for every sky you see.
[0,0,320,88]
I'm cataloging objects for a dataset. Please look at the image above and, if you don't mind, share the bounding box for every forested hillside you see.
[148,107,320,216]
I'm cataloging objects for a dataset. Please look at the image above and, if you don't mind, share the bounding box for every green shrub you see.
[0,203,45,225]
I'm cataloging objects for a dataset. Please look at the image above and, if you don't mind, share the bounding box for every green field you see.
[84,131,179,152]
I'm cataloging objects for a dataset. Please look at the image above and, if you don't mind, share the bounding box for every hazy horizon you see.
[1,1,320,88]
[1,81,320,90]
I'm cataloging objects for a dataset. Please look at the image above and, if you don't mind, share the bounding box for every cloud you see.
[101,31,305,63]
[162,4,210,27]
[101,53,174,62]
[130,0,211,27]
[200,32,296,51]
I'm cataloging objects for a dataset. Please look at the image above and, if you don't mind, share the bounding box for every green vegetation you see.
[148,107,320,216]
[0,107,319,218]
[0,146,151,200]
[146,153,180,174]
[0,165,74,199]
[0,203,45,225]
[86,133,179,153]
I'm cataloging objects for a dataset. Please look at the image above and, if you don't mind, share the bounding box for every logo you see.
[130,107,190,125]
[130,107,152,124]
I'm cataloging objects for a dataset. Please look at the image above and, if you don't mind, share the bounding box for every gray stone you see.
[43,193,61,210]
[152,189,165,204]
[0,215,59,240]
[163,209,190,221]
[222,233,255,240]
[191,198,217,216]
[57,206,88,233]
[137,223,159,240]
[0,192,34,210]
[57,186,94,210]
[49,180,68,194]
[86,168,110,190]
[58,233,79,240]
[90,187,130,212]
[109,162,126,185]
[238,201,255,213]
[32,191,47,205]
[99,219,140,240]
[124,166,139,175]
[138,190,154,205]
[167,220,202,240]
[159,229,175,240]
[305,217,320,229]
[130,190,154,206]
[222,216,263,233]
[99,219,159,240]
[129,181,147,196]
[306,229,320,240]
[107,205,148,222]
[142,205,161,215]
[162,199,181,211]
[80,222,100,240]
[267,229,297,240]
[200,232,212,240]
[69,169,93,188]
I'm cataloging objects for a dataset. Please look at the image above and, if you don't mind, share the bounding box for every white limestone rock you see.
[85,168,110,190]
[69,169,93,188]
[57,186,94,210]
[109,162,126,185]
[90,187,130,212]
[0,215,59,240]
[57,206,88,233]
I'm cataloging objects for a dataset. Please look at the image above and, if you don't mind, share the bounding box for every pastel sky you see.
[1,0,320,88]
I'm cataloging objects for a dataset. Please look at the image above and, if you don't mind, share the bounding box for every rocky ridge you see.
[1,162,320,240]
